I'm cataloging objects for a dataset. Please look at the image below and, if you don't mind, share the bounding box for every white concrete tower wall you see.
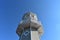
[31,31,40,40]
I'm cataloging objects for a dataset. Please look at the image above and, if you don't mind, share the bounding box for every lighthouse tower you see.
[16,12,43,40]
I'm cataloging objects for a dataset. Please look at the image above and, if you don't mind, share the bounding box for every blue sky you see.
[0,0,60,40]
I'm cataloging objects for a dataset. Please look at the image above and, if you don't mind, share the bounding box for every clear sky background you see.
[0,0,60,40]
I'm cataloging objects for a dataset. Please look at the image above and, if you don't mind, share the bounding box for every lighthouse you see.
[16,12,43,40]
